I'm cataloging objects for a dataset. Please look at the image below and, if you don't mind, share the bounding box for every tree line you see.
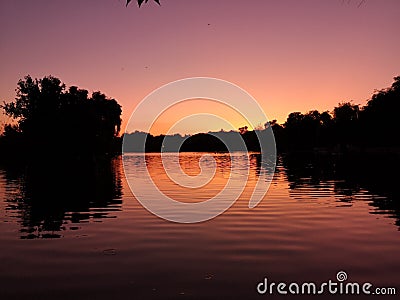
[124,76,399,154]
[123,129,264,153]
[1,75,398,161]
[270,76,400,152]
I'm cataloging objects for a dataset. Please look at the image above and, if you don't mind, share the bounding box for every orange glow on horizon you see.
[146,98,258,136]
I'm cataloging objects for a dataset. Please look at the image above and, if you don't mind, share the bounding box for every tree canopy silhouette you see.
[271,76,400,152]
[126,0,160,7]
[0,75,122,161]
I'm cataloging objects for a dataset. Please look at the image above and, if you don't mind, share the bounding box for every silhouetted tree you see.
[318,111,334,147]
[360,76,400,146]
[1,75,122,161]
[126,0,160,7]
[268,120,285,151]
[284,112,307,150]
[332,102,360,148]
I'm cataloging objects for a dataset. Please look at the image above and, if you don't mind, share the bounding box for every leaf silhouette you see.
[126,0,161,7]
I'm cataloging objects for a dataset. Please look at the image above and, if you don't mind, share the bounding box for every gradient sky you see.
[1,0,399,135]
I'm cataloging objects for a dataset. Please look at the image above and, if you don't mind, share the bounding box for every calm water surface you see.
[0,153,399,299]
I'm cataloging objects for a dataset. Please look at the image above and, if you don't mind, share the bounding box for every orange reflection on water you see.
[144,152,267,205]
[146,153,232,203]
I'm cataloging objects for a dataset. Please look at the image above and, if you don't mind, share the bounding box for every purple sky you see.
[1,0,399,134]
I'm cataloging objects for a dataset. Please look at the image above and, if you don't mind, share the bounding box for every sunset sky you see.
[1,0,399,135]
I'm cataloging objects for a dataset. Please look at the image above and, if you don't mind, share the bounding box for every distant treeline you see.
[0,75,122,163]
[123,76,400,154]
[123,129,265,153]
[271,76,400,152]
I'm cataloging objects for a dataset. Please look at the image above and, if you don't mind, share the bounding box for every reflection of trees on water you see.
[249,153,279,179]
[282,153,400,228]
[2,157,123,239]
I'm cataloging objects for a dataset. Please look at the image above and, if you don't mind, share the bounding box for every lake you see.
[0,152,399,299]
